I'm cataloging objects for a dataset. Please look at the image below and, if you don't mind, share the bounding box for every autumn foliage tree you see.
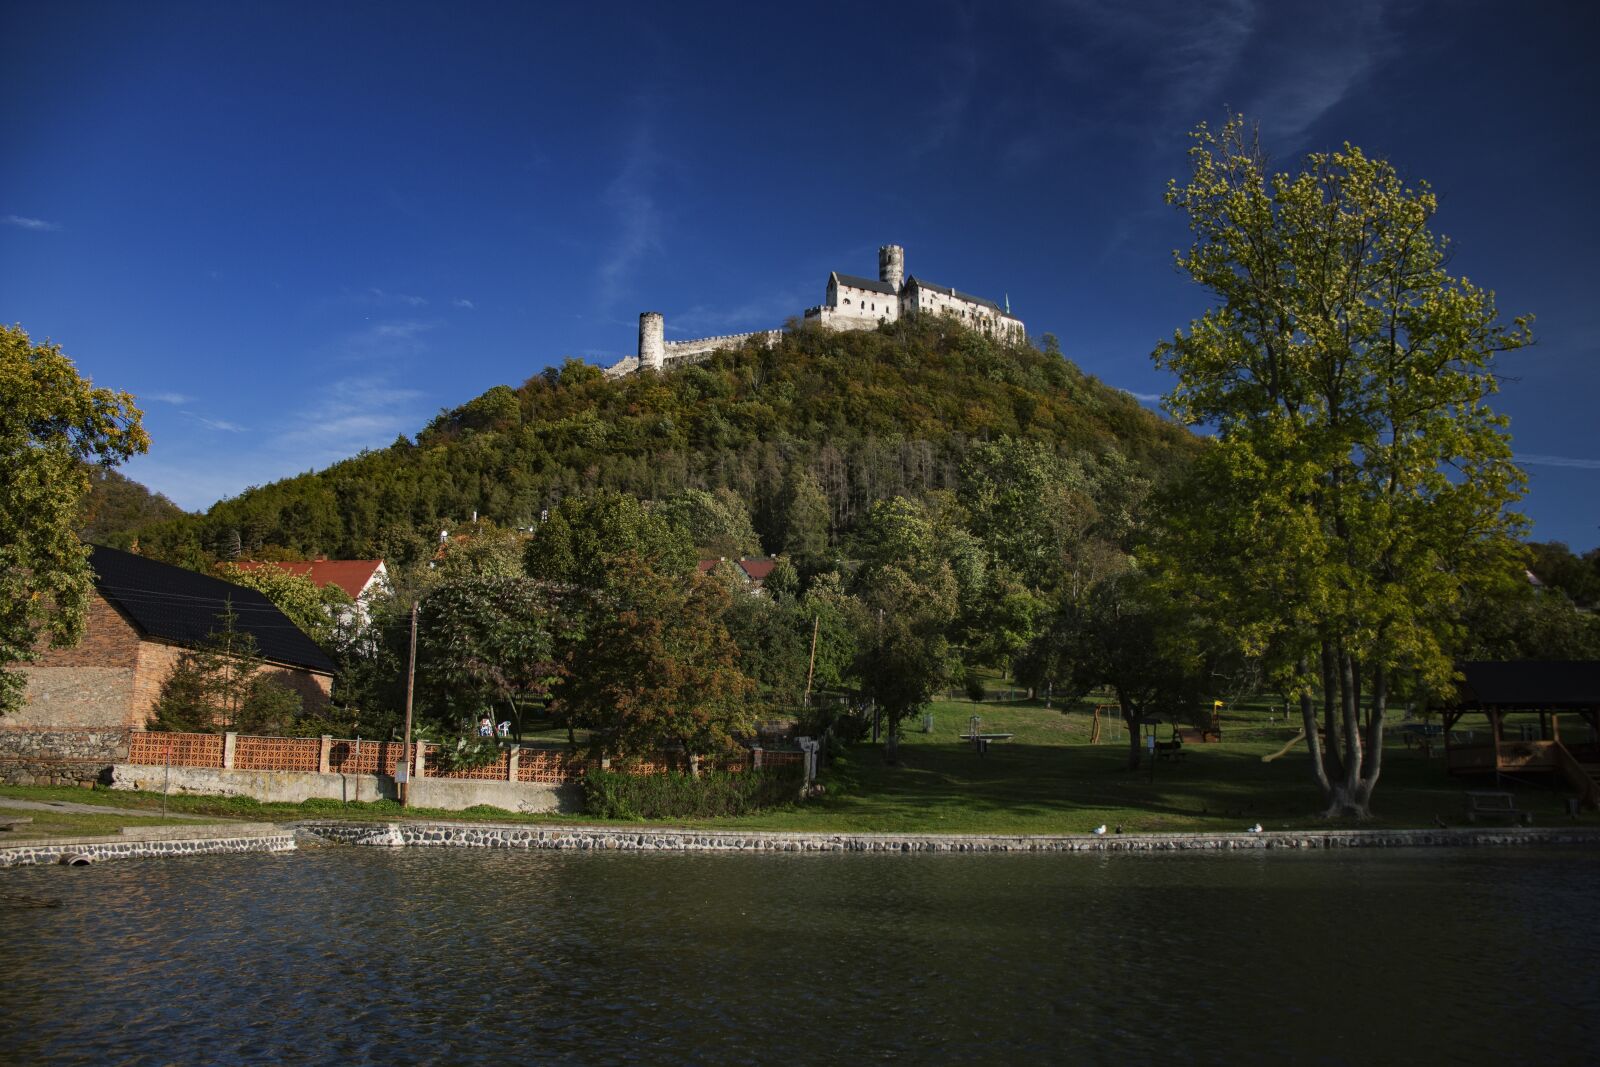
[1151,117,1531,817]
[551,553,756,774]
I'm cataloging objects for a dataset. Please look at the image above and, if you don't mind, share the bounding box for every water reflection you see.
[1,848,1595,1064]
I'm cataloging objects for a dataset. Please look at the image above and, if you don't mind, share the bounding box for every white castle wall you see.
[601,244,1023,377]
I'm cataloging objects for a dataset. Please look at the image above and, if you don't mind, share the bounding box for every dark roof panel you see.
[834,273,898,296]
[1455,661,1600,708]
[905,276,1008,315]
[89,545,335,674]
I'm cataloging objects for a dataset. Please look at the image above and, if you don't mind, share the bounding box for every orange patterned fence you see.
[125,730,803,783]
[234,735,321,773]
[328,739,409,776]
[129,731,224,768]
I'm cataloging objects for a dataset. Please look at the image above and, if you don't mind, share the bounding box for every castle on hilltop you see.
[603,244,1025,377]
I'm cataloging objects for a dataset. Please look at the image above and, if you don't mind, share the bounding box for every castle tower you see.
[878,244,904,290]
[638,311,665,372]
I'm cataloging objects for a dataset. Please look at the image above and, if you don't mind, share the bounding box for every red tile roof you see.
[738,558,777,581]
[234,559,386,600]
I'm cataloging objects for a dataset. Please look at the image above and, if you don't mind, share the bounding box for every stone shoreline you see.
[299,820,1600,854]
[6,820,1596,868]
[0,824,294,868]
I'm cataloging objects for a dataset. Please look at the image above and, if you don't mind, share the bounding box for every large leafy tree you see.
[416,574,561,738]
[525,489,694,588]
[551,553,755,772]
[851,497,963,761]
[1,326,148,714]
[1151,117,1531,816]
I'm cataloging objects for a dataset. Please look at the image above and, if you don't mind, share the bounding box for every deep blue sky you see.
[4,1,1597,548]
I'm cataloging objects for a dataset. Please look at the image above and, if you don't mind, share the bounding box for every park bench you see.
[1155,738,1185,762]
[0,816,34,832]
[1175,726,1220,745]
[1465,791,1532,825]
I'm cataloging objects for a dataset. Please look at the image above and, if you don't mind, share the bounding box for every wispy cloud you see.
[1516,453,1600,471]
[1126,390,1163,403]
[452,298,476,310]
[144,391,196,405]
[1044,0,1256,139]
[3,214,60,231]
[910,11,981,157]
[282,376,428,457]
[330,319,439,362]
[1238,1,1388,146]
[596,114,666,308]
[365,287,428,307]
[184,413,247,433]
[670,287,811,336]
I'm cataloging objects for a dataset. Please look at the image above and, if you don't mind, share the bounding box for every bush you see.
[582,768,800,820]
[963,670,987,703]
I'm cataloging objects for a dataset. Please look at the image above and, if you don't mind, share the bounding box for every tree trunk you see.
[1119,696,1142,771]
[1298,658,1333,798]
[1320,640,1344,781]
[884,714,900,765]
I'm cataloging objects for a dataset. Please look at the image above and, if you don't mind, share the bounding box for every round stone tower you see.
[879,244,905,290]
[638,311,665,372]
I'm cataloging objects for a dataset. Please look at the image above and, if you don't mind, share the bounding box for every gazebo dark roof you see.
[1455,661,1600,709]
[88,545,335,674]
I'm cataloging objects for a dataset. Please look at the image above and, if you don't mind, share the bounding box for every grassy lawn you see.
[4,694,1591,835]
[691,695,1595,833]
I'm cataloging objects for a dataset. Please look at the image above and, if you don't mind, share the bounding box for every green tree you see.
[217,563,352,647]
[1034,570,1204,770]
[149,604,303,733]
[1152,116,1531,816]
[416,574,560,738]
[776,465,832,565]
[659,487,761,558]
[1,325,148,715]
[551,553,756,773]
[525,489,694,589]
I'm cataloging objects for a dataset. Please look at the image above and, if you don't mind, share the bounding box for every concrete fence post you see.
[222,732,238,770]
[507,745,520,782]
[318,735,332,774]
[415,743,427,779]
[600,757,611,771]
[751,746,764,770]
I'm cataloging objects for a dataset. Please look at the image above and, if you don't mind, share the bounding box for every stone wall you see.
[0,728,130,787]
[15,594,143,728]
[661,329,781,364]
[108,763,580,813]
[0,825,294,868]
[300,822,1600,854]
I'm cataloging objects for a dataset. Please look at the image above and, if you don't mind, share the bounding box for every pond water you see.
[2,846,1596,1064]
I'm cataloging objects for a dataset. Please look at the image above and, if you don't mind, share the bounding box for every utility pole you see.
[402,601,418,806]
[803,614,820,707]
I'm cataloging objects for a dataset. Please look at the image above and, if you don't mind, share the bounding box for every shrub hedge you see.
[582,767,799,820]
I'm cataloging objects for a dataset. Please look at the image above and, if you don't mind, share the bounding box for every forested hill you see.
[130,319,1199,567]
[79,467,189,543]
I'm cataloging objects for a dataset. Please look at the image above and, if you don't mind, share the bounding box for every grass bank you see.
[3,696,1590,835]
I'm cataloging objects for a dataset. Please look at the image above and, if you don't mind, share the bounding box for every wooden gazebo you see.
[1442,661,1600,808]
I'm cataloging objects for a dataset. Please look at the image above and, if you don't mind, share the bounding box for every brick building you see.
[12,545,336,730]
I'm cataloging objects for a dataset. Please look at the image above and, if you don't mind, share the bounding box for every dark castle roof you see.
[88,545,336,674]
[904,275,1008,315]
[832,272,898,296]
[1455,661,1600,709]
